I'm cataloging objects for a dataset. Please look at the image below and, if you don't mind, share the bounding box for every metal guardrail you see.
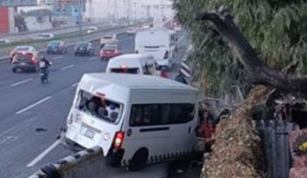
[0,22,104,38]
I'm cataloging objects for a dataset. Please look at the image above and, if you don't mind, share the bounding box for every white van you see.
[106,54,158,76]
[135,28,178,68]
[63,73,199,170]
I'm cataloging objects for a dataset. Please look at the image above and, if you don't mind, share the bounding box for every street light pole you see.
[77,0,83,41]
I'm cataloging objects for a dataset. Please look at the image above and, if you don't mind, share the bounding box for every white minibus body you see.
[106,54,157,76]
[135,28,178,68]
[64,73,199,170]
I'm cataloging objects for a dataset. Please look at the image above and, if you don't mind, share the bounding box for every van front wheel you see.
[128,148,148,171]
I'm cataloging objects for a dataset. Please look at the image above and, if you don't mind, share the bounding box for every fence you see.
[255,120,300,178]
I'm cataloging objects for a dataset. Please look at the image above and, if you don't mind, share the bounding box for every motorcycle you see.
[39,68,49,84]
[38,61,52,84]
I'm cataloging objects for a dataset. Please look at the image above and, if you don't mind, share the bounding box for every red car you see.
[99,44,122,61]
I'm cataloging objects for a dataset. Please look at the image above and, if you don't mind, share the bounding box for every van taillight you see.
[164,51,169,59]
[113,131,125,150]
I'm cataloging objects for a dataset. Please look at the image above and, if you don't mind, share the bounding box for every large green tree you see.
[173,0,307,97]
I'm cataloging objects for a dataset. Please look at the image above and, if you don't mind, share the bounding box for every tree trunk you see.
[196,8,307,92]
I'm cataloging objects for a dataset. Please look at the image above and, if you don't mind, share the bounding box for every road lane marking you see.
[26,140,60,167]
[11,78,33,87]
[53,56,63,60]
[16,96,52,115]
[60,64,74,70]
[89,57,97,61]
[0,136,18,146]
[72,82,79,87]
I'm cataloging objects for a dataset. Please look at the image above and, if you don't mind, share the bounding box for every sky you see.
[84,0,175,20]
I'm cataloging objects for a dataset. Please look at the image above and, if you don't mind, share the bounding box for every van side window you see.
[129,103,194,127]
[169,104,195,124]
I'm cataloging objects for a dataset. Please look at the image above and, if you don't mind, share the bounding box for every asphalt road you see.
[0,31,187,178]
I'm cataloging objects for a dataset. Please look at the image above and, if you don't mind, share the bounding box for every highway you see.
[0,31,187,178]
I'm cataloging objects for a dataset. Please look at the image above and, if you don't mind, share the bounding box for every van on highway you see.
[63,73,199,170]
[106,54,158,76]
[135,28,178,69]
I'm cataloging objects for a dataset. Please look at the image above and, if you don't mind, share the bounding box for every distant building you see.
[24,9,52,31]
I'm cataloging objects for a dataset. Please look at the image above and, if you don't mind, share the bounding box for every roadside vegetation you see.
[173,0,307,177]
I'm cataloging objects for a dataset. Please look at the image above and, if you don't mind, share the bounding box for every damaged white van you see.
[62,73,199,171]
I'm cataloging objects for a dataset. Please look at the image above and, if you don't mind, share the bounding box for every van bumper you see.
[106,149,125,167]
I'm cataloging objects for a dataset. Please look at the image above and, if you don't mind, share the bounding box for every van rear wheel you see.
[128,148,148,171]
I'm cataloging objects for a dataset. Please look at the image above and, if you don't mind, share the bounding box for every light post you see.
[76,0,83,41]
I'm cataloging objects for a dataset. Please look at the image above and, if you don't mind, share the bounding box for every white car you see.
[38,33,54,40]
[126,27,136,35]
[0,39,10,44]
[100,33,118,48]
[87,26,98,34]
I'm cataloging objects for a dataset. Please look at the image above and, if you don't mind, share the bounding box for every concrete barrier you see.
[27,145,167,178]
[28,146,104,178]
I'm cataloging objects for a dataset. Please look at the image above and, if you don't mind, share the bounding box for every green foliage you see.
[173,0,307,96]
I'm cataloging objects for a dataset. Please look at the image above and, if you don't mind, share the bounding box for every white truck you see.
[135,28,178,69]
[63,73,199,171]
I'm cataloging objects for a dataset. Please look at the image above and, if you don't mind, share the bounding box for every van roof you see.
[81,73,195,91]
[111,53,153,60]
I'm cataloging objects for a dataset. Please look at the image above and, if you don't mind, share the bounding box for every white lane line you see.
[53,56,63,60]
[16,96,52,115]
[11,78,33,87]
[60,64,74,70]
[72,82,79,87]
[89,57,97,61]
[26,140,60,167]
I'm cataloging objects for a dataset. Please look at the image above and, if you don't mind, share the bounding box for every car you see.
[0,39,10,45]
[9,46,39,62]
[99,44,122,60]
[100,33,118,48]
[74,42,95,56]
[38,33,54,40]
[126,27,136,35]
[87,26,98,34]
[11,52,39,73]
[46,40,67,54]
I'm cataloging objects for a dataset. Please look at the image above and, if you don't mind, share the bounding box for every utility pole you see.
[160,0,164,18]
[77,0,83,41]
[133,1,137,20]
[113,0,118,22]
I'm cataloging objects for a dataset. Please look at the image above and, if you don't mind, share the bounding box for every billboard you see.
[0,0,37,6]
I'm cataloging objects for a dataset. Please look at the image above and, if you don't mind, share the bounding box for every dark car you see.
[11,52,39,73]
[46,40,67,54]
[74,42,95,56]
[99,44,122,60]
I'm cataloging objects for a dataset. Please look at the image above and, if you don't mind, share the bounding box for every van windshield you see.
[76,90,123,123]
[110,68,139,74]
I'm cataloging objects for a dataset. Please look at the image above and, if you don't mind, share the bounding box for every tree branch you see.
[195,8,307,92]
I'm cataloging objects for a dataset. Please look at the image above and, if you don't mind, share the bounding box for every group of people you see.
[79,95,120,122]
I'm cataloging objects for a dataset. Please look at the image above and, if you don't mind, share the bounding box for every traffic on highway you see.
[0,23,188,177]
